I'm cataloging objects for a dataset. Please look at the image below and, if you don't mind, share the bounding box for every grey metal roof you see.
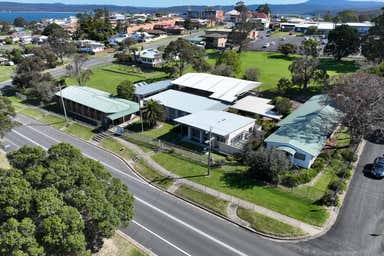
[265,95,343,157]
[55,86,139,119]
[147,89,228,114]
[174,110,256,136]
[135,80,173,97]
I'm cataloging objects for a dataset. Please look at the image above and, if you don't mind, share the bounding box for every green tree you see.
[121,37,137,53]
[42,23,64,36]
[116,80,135,100]
[0,218,44,256]
[289,57,321,89]
[336,10,359,23]
[13,17,27,27]
[273,96,292,116]
[65,54,93,86]
[231,2,254,52]
[216,50,241,74]
[278,43,297,57]
[306,26,318,35]
[12,56,45,90]
[0,96,15,138]
[300,39,320,58]
[48,28,76,64]
[245,147,292,185]
[143,99,165,128]
[370,62,384,77]
[256,4,271,14]
[277,77,293,93]
[325,25,360,60]
[163,38,204,77]
[31,45,58,68]
[7,145,46,170]
[362,8,384,63]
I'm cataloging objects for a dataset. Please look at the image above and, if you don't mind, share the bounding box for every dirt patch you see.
[0,150,10,169]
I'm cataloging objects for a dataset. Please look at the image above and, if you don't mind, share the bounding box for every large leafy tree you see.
[116,80,135,100]
[0,96,15,138]
[245,147,292,185]
[48,27,76,64]
[13,17,27,27]
[289,57,324,89]
[163,38,204,77]
[362,8,384,63]
[335,10,359,23]
[42,23,64,36]
[230,2,254,53]
[66,54,93,86]
[328,72,384,141]
[300,39,320,58]
[2,143,134,255]
[325,25,360,60]
[216,50,241,74]
[278,43,297,57]
[142,99,165,128]
[256,4,271,14]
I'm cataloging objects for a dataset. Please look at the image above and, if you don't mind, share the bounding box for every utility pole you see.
[207,126,212,176]
[139,96,144,133]
[57,82,68,121]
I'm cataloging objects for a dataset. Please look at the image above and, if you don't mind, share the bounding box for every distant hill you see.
[0,0,383,15]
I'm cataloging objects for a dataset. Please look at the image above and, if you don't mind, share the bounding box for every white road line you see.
[11,130,48,150]
[132,220,192,256]
[11,126,249,256]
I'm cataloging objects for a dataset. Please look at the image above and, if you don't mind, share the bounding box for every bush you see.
[261,120,276,133]
[311,158,326,171]
[341,149,357,162]
[280,168,319,187]
[318,190,339,206]
[318,151,331,161]
[243,68,259,81]
[336,168,352,179]
[328,179,347,192]
[277,77,293,93]
[273,96,292,116]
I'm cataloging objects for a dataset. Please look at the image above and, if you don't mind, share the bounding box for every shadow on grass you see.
[259,85,324,103]
[319,58,359,74]
[221,171,267,189]
[267,54,300,62]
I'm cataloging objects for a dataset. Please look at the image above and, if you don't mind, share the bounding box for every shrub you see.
[261,120,276,133]
[243,68,259,81]
[280,168,319,187]
[318,151,331,161]
[341,149,357,162]
[273,96,292,116]
[311,158,326,171]
[328,179,347,192]
[318,190,339,206]
[277,77,293,93]
[336,168,352,179]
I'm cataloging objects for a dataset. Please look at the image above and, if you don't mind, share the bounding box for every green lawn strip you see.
[101,137,173,190]
[174,185,229,216]
[237,207,307,238]
[152,152,329,226]
[0,66,15,82]
[19,108,46,120]
[40,114,68,130]
[66,123,95,141]
[66,63,168,94]
[95,233,148,256]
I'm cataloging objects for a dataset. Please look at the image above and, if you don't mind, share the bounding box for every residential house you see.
[137,48,163,67]
[77,40,105,54]
[231,96,282,120]
[134,80,173,100]
[265,95,343,168]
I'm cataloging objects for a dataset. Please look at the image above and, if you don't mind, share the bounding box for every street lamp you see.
[56,79,68,121]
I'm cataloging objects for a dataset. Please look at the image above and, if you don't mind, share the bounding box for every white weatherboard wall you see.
[265,142,315,169]
[227,123,255,145]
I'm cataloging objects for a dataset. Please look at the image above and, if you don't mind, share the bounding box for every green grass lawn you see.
[0,66,15,82]
[66,63,168,94]
[237,207,306,237]
[66,123,95,141]
[101,137,174,189]
[152,152,329,226]
[205,51,359,91]
[19,108,45,120]
[175,185,229,216]
[40,115,67,129]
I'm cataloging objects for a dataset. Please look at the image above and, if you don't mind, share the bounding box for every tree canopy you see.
[42,23,64,36]
[116,80,135,101]
[1,143,134,255]
[325,25,360,60]
[216,50,241,74]
[13,17,27,27]
[362,8,384,63]
[0,96,15,138]
[278,43,297,57]
[256,4,271,15]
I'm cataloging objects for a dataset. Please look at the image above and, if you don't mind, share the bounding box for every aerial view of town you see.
[0,0,383,255]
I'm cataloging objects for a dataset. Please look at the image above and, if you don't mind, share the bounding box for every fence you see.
[123,132,217,167]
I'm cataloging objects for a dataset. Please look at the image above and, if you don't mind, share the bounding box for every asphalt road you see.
[4,114,384,256]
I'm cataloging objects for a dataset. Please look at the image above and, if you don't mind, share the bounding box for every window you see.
[294,152,306,161]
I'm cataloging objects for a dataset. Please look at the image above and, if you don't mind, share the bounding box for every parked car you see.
[262,43,270,48]
[363,156,384,178]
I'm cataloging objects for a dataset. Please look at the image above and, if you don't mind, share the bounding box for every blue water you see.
[0,12,77,23]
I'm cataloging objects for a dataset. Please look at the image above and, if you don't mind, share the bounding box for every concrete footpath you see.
[113,136,322,237]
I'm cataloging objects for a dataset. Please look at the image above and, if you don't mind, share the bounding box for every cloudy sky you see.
[8,0,384,7]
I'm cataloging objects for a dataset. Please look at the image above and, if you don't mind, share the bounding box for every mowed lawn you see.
[206,51,359,91]
[66,63,168,94]
[0,66,15,82]
[152,153,329,226]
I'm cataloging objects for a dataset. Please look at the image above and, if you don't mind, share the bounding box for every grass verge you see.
[0,150,10,169]
[152,152,329,226]
[174,185,229,216]
[95,233,148,256]
[237,207,306,237]
[66,123,95,141]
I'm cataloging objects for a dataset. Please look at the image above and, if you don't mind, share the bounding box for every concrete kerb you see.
[116,230,156,256]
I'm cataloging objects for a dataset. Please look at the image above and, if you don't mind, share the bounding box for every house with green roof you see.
[55,86,139,127]
[264,95,343,169]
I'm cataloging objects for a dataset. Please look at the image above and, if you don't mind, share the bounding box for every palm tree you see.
[142,99,165,128]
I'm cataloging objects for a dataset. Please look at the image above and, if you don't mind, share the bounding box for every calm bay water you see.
[0,12,77,23]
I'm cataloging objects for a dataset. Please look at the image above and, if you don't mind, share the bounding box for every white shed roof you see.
[174,110,256,137]
[172,73,261,103]
[232,96,282,120]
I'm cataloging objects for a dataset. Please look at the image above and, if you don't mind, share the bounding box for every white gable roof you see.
[172,73,261,103]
